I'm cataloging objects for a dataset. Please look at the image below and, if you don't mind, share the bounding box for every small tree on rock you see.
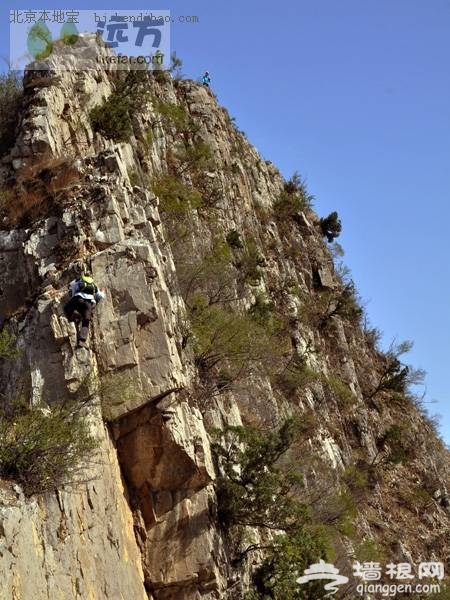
[364,340,425,402]
[320,211,342,243]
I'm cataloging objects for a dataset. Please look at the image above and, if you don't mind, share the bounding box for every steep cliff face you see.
[0,38,449,600]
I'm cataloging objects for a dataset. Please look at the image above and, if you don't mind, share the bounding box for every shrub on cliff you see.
[284,171,313,200]
[98,372,144,421]
[0,330,20,360]
[226,229,244,249]
[372,424,417,467]
[174,140,214,175]
[276,356,319,396]
[0,72,23,156]
[90,92,133,142]
[153,97,202,138]
[90,71,150,142]
[320,211,342,242]
[213,418,308,531]
[169,51,183,78]
[154,100,191,132]
[178,240,235,307]
[214,419,330,599]
[151,174,202,214]
[191,300,276,378]
[249,292,278,331]
[233,237,267,286]
[325,375,358,409]
[301,282,363,329]
[153,66,170,83]
[275,172,313,218]
[364,340,425,402]
[247,527,329,600]
[0,395,97,496]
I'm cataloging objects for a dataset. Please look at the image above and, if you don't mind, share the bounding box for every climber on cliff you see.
[202,71,211,87]
[64,273,106,348]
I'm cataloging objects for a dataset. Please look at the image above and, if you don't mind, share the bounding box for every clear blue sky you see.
[3,1,450,443]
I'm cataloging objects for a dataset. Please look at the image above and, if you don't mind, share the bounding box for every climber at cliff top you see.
[202,71,211,86]
[64,273,106,348]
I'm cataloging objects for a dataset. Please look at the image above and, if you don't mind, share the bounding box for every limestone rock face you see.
[0,424,147,600]
[0,38,449,600]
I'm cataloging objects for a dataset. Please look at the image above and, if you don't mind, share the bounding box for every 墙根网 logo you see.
[296,560,349,597]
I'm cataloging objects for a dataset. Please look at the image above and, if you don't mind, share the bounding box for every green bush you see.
[402,486,433,510]
[127,168,141,187]
[214,419,330,599]
[0,329,20,360]
[276,357,319,396]
[0,396,97,495]
[98,372,144,421]
[283,172,312,199]
[174,140,214,174]
[191,301,276,376]
[235,238,267,285]
[151,174,202,213]
[342,464,369,493]
[363,322,383,350]
[179,241,284,394]
[150,174,202,246]
[355,537,385,562]
[247,527,329,600]
[213,419,308,531]
[320,211,342,243]
[317,487,358,530]
[153,68,170,83]
[0,72,23,156]
[178,240,235,306]
[169,51,183,78]
[249,293,278,331]
[364,340,425,402]
[326,375,357,408]
[90,71,150,142]
[90,92,133,142]
[144,127,153,148]
[226,229,244,249]
[275,191,308,219]
[154,100,191,132]
[378,358,409,392]
[373,424,416,467]
[275,172,313,219]
[301,282,363,329]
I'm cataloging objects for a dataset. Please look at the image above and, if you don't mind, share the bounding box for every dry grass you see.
[18,156,81,192]
[0,187,50,227]
[0,156,82,227]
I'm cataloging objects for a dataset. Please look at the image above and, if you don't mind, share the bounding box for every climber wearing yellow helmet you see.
[64,273,106,348]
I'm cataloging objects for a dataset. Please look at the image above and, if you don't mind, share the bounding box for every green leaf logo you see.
[60,22,79,46]
[27,22,53,60]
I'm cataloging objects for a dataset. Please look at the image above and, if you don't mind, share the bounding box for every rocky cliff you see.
[0,38,449,599]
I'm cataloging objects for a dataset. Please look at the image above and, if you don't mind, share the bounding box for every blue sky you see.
[3,1,450,443]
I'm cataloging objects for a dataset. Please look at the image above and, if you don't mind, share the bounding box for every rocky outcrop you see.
[0,426,147,600]
[0,40,231,599]
[0,36,448,599]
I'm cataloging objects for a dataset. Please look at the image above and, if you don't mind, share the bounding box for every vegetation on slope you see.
[140,78,449,597]
[0,332,98,496]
